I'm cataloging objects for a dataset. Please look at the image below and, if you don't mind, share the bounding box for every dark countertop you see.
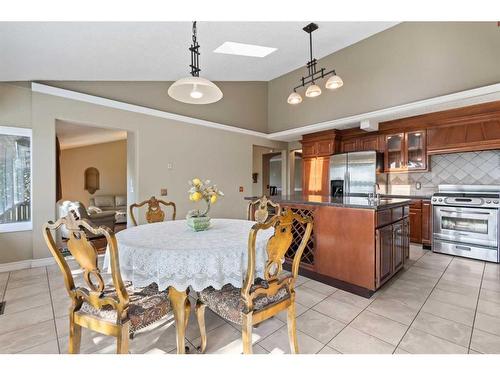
[381,194,433,200]
[244,194,411,210]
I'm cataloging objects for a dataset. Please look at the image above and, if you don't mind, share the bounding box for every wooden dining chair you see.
[129,196,176,226]
[195,209,313,354]
[43,211,172,354]
[247,196,281,224]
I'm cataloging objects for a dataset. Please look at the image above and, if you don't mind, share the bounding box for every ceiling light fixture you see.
[214,41,277,58]
[168,22,223,105]
[287,23,343,105]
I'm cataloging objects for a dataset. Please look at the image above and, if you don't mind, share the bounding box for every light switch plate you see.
[167,163,173,170]
[160,188,168,196]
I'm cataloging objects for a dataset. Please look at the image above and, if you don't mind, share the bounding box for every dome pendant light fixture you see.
[168,22,223,105]
[287,23,343,105]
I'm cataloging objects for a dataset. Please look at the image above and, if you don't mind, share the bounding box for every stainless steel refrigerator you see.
[329,151,383,196]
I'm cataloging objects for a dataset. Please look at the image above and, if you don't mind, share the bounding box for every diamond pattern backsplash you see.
[387,150,500,195]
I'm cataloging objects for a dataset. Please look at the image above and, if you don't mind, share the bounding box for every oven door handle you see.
[439,209,492,215]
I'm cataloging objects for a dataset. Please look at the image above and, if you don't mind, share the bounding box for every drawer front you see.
[392,206,404,222]
[377,209,392,228]
[410,199,422,209]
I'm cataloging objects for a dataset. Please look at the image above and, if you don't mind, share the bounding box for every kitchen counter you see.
[245,194,411,210]
[245,195,411,297]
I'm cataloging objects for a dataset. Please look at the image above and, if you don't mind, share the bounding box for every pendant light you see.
[287,23,343,105]
[168,22,223,105]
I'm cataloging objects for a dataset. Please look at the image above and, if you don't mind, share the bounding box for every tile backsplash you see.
[385,150,500,195]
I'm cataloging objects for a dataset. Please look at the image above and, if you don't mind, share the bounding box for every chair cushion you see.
[198,278,290,324]
[79,282,171,333]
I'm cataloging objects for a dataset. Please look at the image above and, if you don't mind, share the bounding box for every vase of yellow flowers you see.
[186,178,224,231]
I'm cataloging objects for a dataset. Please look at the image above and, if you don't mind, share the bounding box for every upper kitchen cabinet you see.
[340,134,383,153]
[406,130,426,170]
[385,133,405,171]
[384,131,427,172]
[301,130,339,157]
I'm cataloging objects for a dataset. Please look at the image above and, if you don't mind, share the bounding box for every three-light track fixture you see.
[287,23,343,105]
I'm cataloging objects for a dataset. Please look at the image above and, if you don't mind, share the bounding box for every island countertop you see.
[244,194,411,210]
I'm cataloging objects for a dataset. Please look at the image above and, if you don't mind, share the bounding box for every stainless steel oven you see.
[432,185,500,263]
[433,206,498,248]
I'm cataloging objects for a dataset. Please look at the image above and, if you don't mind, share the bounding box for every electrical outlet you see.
[160,188,168,196]
[239,186,244,192]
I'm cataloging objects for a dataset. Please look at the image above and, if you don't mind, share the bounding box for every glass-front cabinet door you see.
[385,133,405,171]
[406,130,426,171]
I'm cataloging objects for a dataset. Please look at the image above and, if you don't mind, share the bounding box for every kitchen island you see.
[246,195,411,297]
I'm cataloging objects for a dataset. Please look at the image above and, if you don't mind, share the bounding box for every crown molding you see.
[32,82,500,143]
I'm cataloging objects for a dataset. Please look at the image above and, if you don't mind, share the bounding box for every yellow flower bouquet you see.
[186,178,224,231]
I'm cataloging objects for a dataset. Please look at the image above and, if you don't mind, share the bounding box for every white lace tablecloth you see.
[104,219,274,291]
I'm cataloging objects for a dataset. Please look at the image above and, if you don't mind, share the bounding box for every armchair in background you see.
[57,200,116,239]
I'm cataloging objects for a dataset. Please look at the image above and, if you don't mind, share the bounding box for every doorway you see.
[262,152,282,196]
[55,121,129,252]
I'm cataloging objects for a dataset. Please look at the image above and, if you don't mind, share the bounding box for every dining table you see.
[104,218,274,353]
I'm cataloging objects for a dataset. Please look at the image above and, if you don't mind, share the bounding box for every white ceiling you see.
[0,22,397,81]
[56,121,127,149]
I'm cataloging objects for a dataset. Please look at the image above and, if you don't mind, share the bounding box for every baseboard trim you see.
[0,257,55,273]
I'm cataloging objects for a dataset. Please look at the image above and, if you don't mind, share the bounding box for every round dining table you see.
[104,218,274,354]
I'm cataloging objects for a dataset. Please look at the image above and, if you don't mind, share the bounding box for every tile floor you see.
[1,244,500,354]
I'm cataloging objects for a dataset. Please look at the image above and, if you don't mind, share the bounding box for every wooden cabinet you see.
[359,135,382,152]
[403,218,410,260]
[384,130,427,172]
[302,157,330,195]
[393,221,405,272]
[376,216,410,288]
[409,200,422,243]
[377,224,394,286]
[301,130,338,157]
[421,200,432,247]
[385,133,405,171]
[427,112,500,154]
[341,139,358,153]
[316,140,335,156]
[302,142,317,158]
[341,135,382,153]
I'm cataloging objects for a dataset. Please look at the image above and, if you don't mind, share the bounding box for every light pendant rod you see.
[189,21,201,77]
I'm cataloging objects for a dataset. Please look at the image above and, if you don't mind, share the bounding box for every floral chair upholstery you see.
[196,209,313,354]
[129,196,176,226]
[247,196,281,223]
[43,211,172,354]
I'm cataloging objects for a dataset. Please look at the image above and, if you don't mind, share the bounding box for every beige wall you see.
[268,22,500,132]
[41,81,269,133]
[60,140,127,206]
[0,83,33,263]
[30,90,285,261]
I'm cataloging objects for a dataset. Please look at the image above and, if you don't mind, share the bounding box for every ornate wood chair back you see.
[129,196,176,226]
[43,211,129,320]
[241,209,313,310]
[247,196,281,224]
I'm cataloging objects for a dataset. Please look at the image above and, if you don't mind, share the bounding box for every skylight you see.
[213,42,277,58]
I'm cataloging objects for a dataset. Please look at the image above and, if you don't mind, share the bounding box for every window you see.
[0,126,32,232]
